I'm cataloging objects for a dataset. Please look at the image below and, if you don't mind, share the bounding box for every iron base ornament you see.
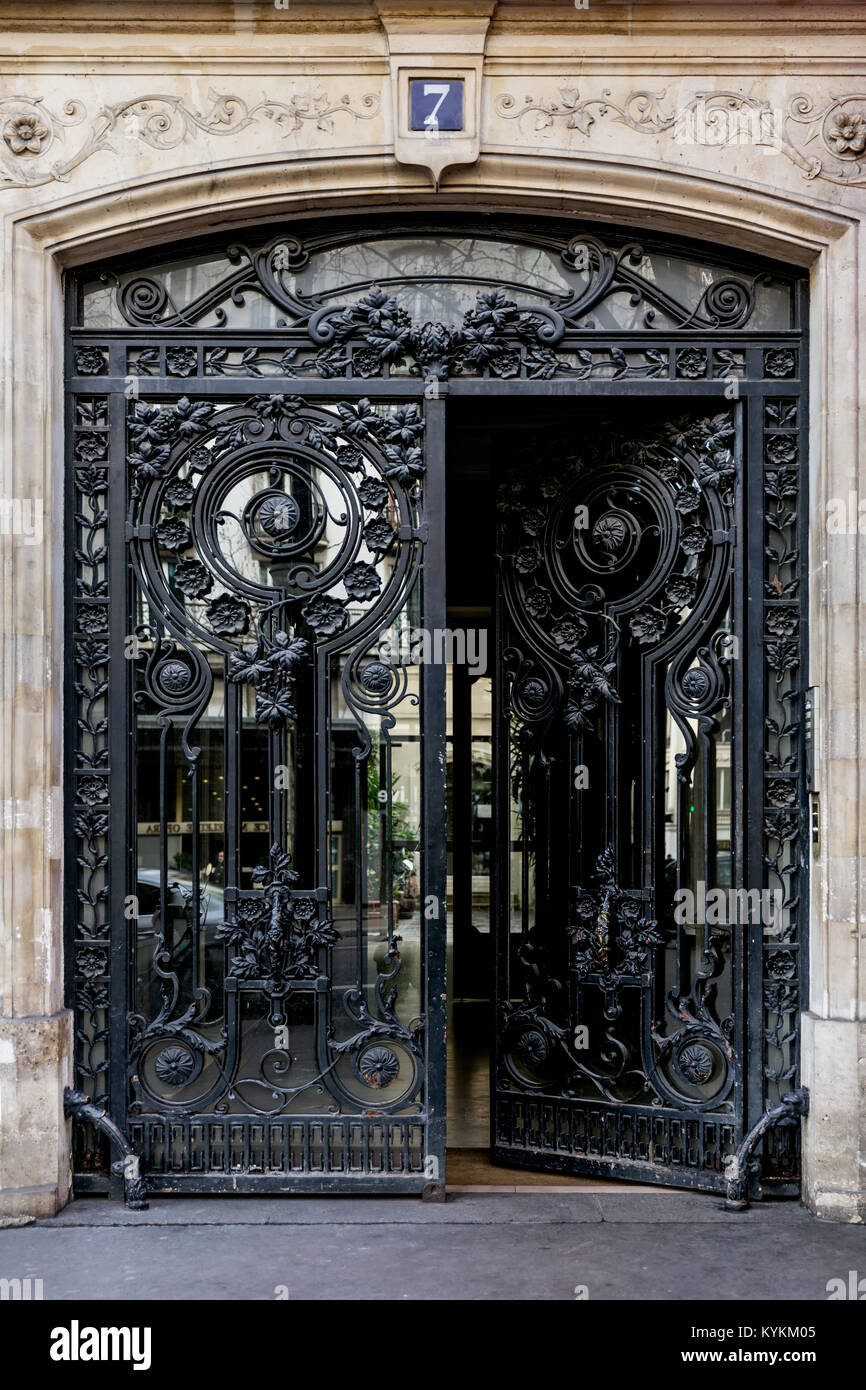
[63,1087,148,1210]
[724,1088,809,1212]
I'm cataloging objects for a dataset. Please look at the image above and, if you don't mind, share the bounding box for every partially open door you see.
[492,403,755,1191]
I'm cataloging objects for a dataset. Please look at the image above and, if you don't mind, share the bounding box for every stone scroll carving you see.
[495,88,866,189]
[0,90,381,190]
[2,83,865,193]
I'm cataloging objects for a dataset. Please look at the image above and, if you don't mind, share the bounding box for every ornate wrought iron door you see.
[493,397,807,1194]
[65,216,806,1197]
[67,279,449,1195]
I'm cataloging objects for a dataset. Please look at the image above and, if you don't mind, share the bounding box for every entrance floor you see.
[446,1001,665,1191]
[7,1193,865,1301]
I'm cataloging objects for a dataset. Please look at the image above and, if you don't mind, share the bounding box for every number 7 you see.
[423,83,450,127]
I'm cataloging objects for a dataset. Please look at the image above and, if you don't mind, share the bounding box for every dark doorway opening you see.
[445,399,496,1159]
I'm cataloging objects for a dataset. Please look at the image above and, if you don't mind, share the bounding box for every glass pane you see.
[80,230,795,333]
[82,255,285,330]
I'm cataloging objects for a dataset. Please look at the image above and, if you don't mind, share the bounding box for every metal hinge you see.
[64,1086,148,1210]
[724,1088,809,1211]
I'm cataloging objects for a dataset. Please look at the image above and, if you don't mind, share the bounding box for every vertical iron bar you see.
[107,366,130,1200]
[422,394,448,1185]
[745,375,767,1145]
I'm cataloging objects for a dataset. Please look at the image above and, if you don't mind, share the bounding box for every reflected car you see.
[134,869,225,1010]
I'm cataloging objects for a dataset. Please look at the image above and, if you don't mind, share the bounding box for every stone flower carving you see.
[827,110,866,156]
[0,91,381,192]
[3,110,50,155]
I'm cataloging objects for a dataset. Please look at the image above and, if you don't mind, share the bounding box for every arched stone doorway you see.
[2,146,859,1217]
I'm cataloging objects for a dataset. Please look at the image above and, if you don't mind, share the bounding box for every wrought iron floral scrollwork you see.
[499,928,650,1105]
[68,221,806,1193]
[125,390,424,673]
[116,376,429,1138]
[92,223,794,371]
[570,847,662,986]
[650,934,736,1109]
[71,398,111,1169]
[563,642,620,731]
[498,410,738,726]
[761,396,803,1173]
[307,284,562,380]
[217,844,337,993]
[229,629,310,729]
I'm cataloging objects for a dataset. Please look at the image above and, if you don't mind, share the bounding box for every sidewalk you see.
[2,1190,865,1300]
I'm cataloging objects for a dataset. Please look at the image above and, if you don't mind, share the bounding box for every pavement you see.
[2,1189,865,1301]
